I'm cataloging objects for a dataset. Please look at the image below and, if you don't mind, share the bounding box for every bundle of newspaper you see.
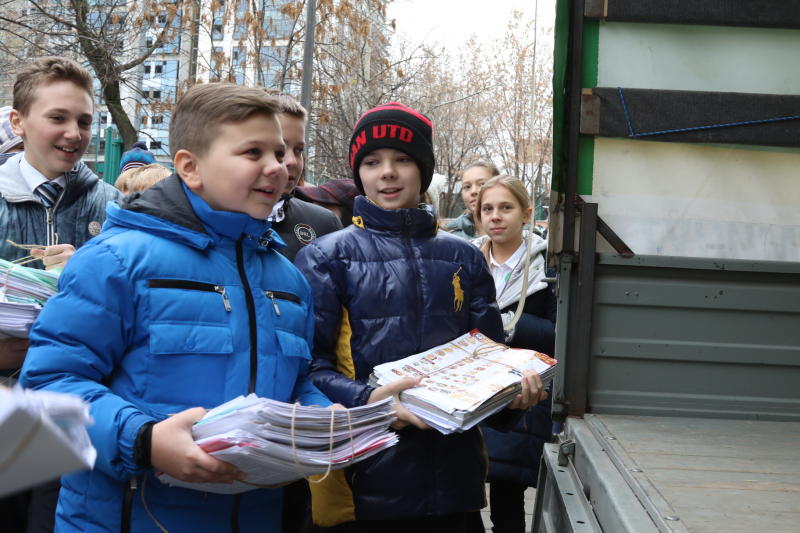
[0,258,59,339]
[369,330,557,434]
[0,386,96,497]
[158,395,398,494]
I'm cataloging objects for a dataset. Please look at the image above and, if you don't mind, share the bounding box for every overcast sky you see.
[386,0,555,51]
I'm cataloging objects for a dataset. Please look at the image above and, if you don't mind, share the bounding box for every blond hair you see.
[169,83,281,158]
[265,90,308,120]
[475,175,532,262]
[115,164,171,194]
[13,57,93,116]
[461,160,500,179]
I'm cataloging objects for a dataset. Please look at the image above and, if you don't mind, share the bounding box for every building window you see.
[141,116,148,126]
[150,141,162,150]
[154,63,163,74]
[151,115,163,125]
[212,0,225,40]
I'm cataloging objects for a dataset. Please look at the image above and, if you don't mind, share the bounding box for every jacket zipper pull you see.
[214,285,232,312]
[130,477,138,490]
[264,291,281,316]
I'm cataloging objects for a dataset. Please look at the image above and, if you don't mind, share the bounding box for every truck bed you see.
[535,414,800,532]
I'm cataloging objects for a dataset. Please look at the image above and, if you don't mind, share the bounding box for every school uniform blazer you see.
[21,175,330,533]
[0,152,121,262]
[295,196,504,522]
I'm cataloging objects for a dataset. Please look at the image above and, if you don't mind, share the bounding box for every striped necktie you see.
[35,181,63,209]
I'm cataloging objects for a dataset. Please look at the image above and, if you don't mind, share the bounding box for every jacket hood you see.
[0,152,100,203]
[473,230,549,309]
[352,195,437,237]
[107,175,212,250]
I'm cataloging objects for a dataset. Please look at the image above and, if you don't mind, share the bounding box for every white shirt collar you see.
[489,240,527,271]
[267,198,286,223]
[19,154,67,195]
[489,240,527,297]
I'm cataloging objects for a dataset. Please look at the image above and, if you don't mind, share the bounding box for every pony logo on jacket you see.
[452,266,464,312]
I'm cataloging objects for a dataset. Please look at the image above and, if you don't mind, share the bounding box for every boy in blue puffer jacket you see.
[294,103,547,533]
[20,83,331,533]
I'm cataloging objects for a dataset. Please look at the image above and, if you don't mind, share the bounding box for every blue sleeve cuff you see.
[116,411,158,476]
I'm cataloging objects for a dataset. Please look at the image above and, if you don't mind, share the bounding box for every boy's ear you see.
[173,149,202,192]
[9,109,25,137]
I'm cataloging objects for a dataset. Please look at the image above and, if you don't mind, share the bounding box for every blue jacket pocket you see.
[149,323,234,355]
[274,329,311,360]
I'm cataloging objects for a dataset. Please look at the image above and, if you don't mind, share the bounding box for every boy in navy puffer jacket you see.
[295,103,547,533]
[20,83,331,533]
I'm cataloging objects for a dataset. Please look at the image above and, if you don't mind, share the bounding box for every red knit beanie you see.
[348,102,435,194]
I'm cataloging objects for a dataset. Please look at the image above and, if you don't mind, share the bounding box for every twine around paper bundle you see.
[228,404,357,491]
[289,403,357,485]
[5,239,49,267]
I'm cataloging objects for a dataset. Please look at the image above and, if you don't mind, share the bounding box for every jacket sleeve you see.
[20,242,155,481]
[295,242,373,407]
[467,248,504,342]
[291,283,334,407]
[510,273,557,354]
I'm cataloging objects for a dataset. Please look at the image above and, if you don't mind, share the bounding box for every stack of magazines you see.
[0,387,96,497]
[0,258,59,339]
[370,330,557,434]
[158,395,398,494]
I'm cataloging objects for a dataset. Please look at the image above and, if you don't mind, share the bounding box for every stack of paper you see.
[370,330,557,434]
[158,396,398,494]
[0,387,96,497]
[0,259,59,339]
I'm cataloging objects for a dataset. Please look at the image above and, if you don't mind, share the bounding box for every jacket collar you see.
[112,174,284,251]
[183,182,284,250]
[0,152,99,203]
[453,210,475,234]
[352,195,437,237]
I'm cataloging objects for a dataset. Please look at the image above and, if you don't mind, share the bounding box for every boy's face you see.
[358,148,421,210]
[10,80,93,179]
[180,114,288,219]
[278,113,305,195]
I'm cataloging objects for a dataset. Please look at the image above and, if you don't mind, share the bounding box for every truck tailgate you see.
[535,414,800,532]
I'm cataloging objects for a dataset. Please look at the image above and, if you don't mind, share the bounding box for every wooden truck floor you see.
[536,414,800,532]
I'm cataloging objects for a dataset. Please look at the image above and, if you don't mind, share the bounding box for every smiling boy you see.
[21,83,330,533]
[295,103,545,532]
[0,58,121,378]
[0,57,120,267]
[0,60,121,533]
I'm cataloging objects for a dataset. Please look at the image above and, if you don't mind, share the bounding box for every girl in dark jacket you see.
[295,104,547,533]
[472,175,557,533]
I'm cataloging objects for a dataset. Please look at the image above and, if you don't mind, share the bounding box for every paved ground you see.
[479,484,536,532]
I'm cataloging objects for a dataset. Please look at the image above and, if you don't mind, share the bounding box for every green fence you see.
[91,127,124,185]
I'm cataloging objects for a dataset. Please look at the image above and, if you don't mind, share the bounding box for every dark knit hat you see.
[348,102,434,194]
[119,141,156,174]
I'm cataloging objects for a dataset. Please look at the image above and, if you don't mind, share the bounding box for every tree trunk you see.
[101,81,138,149]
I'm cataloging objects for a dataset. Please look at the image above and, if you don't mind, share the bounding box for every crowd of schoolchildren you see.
[0,56,556,533]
